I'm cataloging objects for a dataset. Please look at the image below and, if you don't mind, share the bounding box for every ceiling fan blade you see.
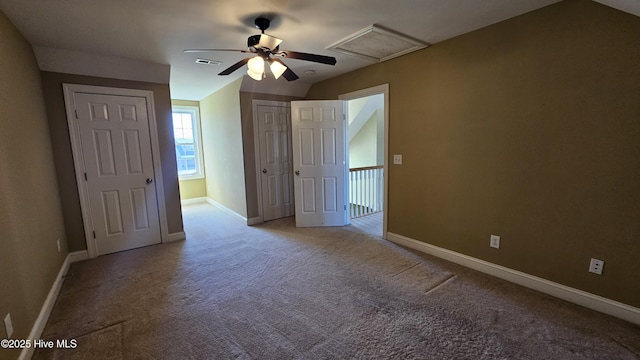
[276,50,337,66]
[218,57,251,75]
[184,49,252,53]
[270,58,299,81]
[281,67,299,81]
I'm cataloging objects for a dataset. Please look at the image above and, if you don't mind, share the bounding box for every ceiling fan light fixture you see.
[185,16,335,82]
[270,60,287,79]
[247,56,264,72]
[247,56,265,80]
[247,69,263,81]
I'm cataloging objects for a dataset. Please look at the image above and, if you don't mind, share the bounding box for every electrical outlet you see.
[4,313,13,338]
[393,154,402,165]
[589,258,604,275]
[57,238,61,252]
[490,235,500,249]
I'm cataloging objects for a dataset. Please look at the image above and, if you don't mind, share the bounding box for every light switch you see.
[393,154,403,165]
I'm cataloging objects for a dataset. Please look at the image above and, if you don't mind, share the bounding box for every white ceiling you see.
[1,0,638,101]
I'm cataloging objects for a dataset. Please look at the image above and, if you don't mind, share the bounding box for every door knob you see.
[262,169,267,174]
[146,178,153,184]
[295,170,300,176]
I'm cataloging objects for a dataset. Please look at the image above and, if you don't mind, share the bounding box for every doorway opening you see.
[340,84,389,239]
[253,100,295,224]
[252,85,388,237]
[171,101,207,208]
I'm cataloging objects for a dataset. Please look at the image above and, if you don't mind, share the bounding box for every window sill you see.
[178,175,204,181]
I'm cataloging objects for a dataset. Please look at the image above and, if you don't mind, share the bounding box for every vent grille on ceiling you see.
[195,58,222,65]
[327,25,428,62]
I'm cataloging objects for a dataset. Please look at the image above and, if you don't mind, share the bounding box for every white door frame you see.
[339,84,389,239]
[252,99,292,224]
[63,84,169,258]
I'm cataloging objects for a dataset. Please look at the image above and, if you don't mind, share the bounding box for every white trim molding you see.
[19,251,88,360]
[166,232,186,243]
[207,198,248,223]
[180,197,208,206]
[387,232,640,326]
[246,217,262,226]
[173,105,205,181]
[68,250,90,263]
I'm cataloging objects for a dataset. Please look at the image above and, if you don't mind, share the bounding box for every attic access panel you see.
[327,25,428,62]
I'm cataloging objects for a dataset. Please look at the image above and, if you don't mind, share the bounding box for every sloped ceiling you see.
[594,0,640,17]
[0,0,637,100]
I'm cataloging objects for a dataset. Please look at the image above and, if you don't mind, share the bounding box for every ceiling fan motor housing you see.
[254,17,271,32]
[247,35,262,48]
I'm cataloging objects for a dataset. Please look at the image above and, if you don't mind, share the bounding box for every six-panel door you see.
[75,93,161,255]
[291,100,347,227]
[257,104,295,221]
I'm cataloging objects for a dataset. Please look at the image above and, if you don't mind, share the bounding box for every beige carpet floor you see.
[33,203,640,359]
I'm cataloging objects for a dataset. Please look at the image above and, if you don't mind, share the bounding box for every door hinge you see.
[344,205,347,210]
[84,173,88,181]
[75,109,79,119]
[92,230,96,239]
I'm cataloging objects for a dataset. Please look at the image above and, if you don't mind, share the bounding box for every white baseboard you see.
[68,250,89,263]
[247,217,262,226]
[206,198,248,223]
[386,232,640,326]
[180,197,208,206]
[19,250,88,360]
[166,231,186,243]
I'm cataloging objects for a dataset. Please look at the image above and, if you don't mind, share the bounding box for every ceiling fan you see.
[185,17,337,81]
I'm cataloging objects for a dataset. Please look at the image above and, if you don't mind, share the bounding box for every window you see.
[172,106,203,179]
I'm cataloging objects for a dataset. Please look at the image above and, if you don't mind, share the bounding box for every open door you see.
[291,100,347,227]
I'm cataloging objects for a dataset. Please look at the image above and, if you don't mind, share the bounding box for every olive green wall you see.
[306,0,640,307]
[171,99,207,201]
[0,11,67,359]
[239,91,302,220]
[40,71,184,252]
[200,78,248,217]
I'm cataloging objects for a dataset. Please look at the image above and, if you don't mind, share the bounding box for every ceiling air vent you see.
[327,24,428,62]
[195,58,222,65]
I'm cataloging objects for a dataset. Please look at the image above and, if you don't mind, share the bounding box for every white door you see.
[291,100,347,227]
[74,92,161,255]
[257,104,295,221]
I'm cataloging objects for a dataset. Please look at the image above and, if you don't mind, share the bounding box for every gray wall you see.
[40,71,183,251]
